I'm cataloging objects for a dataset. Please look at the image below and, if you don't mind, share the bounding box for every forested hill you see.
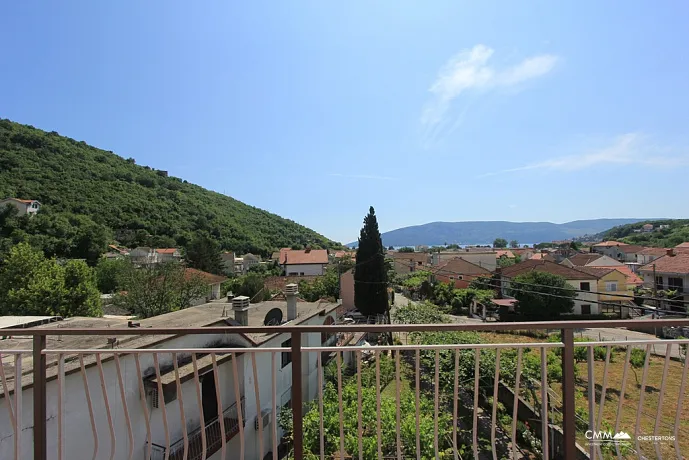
[598,219,689,247]
[0,119,339,259]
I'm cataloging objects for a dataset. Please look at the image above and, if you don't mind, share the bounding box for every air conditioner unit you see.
[254,409,271,430]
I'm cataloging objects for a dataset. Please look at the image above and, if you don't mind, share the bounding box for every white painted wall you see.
[284,264,326,276]
[0,307,341,460]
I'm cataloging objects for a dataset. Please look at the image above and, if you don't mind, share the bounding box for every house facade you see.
[0,294,347,460]
[500,260,599,315]
[280,248,329,276]
[639,250,689,307]
[389,251,430,275]
[0,198,41,216]
[241,253,261,273]
[431,257,491,289]
[637,247,669,265]
[431,250,497,271]
[156,248,182,263]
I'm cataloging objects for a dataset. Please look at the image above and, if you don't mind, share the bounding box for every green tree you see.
[493,238,508,248]
[397,246,415,253]
[184,234,223,274]
[95,257,133,293]
[510,271,575,320]
[0,242,102,317]
[509,240,519,248]
[354,207,388,317]
[226,273,269,302]
[113,262,209,318]
[61,260,102,317]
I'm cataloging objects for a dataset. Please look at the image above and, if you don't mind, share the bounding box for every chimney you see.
[667,248,675,257]
[285,283,299,321]
[232,296,251,326]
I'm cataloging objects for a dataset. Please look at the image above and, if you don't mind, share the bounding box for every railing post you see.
[33,335,47,460]
[561,328,576,460]
[291,332,303,460]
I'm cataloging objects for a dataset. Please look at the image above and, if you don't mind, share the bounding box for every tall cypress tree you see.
[354,206,388,317]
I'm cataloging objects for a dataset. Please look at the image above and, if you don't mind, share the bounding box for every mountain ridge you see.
[348,218,659,247]
[0,119,340,257]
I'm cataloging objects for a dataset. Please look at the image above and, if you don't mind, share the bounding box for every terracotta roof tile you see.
[501,259,597,280]
[567,253,604,266]
[639,252,689,275]
[281,248,328,265]
[589,264,643,286]
[431,257,491,276]
[184,268,227,285]
[155,248,179,254]
[675,242,689,249]
[638,247,670,256]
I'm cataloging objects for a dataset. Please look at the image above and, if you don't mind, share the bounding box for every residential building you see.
[280,248,329,276]
[430,257,491,289]
[185,268,227,302]
[128,247,158,265]
[430,249,497,271]
[574,267,630,316]
[499,260,599,315]
[636,247,668,265]
[389,251,430,275]
[615,245,647,262]
[220,252,235,274]
[642,223,654,232]
[561,253,623,268]
[0,290,348,460]
[242,253,261,273]
[234,257,245,273]
[156,248,182,263]
[591,241,627,257]
[675,242,689,250]
[0,198,41,216]
[639,249,689,307]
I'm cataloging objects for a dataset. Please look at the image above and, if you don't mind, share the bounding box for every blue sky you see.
[2,1,688,244]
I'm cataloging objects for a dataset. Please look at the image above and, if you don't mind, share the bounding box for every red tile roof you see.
[639,252,689,275]
[495,250,515,258]
[184,268,227,285]
[675,242,689,249]
[638,247,670,256]
[567,253,604,266]
[155,248,179,254]
[431,257,491,277]
[618,245,646,254]
[501,259,598,280]
[589,264,643,286]
[281,248,329,265]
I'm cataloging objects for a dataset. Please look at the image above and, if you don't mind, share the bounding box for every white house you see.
[639,249,689,309]
[155,248,182,263]
[0,289,353,460]
[636,247,668,265]
[500,260,599,315]
[0,198,41,216]
[129,247,182,266]
[279,248,329,276]
[242,253,261,273]
[184,268,227,302]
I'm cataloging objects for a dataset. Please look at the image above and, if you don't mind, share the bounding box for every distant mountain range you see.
[348,219,657,247]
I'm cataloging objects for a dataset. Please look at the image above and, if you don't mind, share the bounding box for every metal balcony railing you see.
[1,319,689,460]
[148,397,246,460]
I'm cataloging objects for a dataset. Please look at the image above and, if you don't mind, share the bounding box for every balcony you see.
[149,397,245,460]
[1,319,689,460]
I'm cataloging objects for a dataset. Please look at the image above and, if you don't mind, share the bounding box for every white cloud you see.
[421,45,558,147]
[479,133,689,177]
[328,173,399,181]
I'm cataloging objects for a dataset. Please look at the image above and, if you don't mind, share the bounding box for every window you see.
[449,276,454,280]
[668,277,684,293]
[457,275,463,280]
[580,282,590,291]
[605,282,618,292]
[655,276,664,291]
[299,272,304,276]
[581,305,591,315]
[281,339,292,368]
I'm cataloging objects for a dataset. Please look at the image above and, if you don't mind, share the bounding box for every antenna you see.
[263,308,283,326]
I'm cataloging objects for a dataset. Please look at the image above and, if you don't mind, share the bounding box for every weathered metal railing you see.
[1,319,689,460]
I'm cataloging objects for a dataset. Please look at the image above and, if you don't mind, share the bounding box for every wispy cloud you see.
[479,133,689,178]
[328,173,400,181]
[421,45,558,147]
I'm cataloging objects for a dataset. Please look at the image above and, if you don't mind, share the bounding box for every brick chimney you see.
[667,248,675,257]
[285,283,299,321]
[232,296,250,326]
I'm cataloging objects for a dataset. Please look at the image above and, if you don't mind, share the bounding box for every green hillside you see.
[599,219,689,247]
[0,119,339,260]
